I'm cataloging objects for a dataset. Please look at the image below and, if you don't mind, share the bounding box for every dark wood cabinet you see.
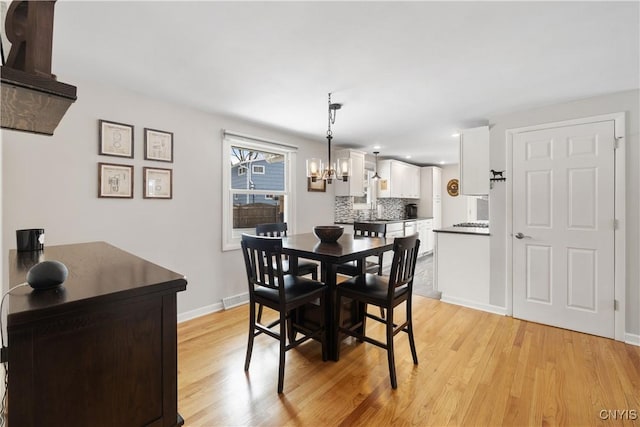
[7,242,187,427]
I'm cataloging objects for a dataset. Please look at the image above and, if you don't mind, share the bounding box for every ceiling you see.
[49,1,639,165]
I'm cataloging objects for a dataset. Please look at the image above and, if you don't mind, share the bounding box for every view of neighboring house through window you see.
[222,132,297,250]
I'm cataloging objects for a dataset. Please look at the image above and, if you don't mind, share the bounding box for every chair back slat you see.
[256,222,288,237]
[387,234,420,299]
[353,222,386,237]
[241,234,285,293]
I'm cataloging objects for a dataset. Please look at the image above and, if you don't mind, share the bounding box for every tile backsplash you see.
[335,197,412,223]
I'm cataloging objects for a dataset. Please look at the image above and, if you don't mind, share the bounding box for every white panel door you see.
[512,120,615,338]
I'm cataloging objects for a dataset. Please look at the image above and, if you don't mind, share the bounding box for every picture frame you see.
[99,120,134,158]
[98,163,133,198]
[307,177,326,192]
[143,167,173,199]
[144,128,174,162]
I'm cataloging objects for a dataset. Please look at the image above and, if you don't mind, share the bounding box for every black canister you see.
[16,228,45,252]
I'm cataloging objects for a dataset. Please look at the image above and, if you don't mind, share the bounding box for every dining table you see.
[281,232,394,361]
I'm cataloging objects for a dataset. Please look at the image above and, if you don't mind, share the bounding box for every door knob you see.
[514,232,528,239]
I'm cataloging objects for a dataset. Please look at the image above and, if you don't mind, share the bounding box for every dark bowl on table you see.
[313,225,344,243]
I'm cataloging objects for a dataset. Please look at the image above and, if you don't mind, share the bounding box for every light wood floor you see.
[177,297,640,426]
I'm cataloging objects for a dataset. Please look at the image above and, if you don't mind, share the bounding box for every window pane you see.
[232,194,286,230]
[230,147,285,191]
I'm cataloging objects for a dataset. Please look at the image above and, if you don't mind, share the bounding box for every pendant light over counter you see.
[371,151,382,180]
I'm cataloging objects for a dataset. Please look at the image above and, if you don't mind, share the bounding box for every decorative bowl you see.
[313,225,344,243]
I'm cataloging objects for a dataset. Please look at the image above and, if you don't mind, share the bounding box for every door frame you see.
[505,112,626,341]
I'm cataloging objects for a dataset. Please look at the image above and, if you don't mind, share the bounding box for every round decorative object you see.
[313,225,344,243]
[447,179,459,197]
[26,260,68,290]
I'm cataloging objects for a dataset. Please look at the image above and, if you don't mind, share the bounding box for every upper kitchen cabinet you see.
[459,125,489,195]
[334,149,365,197]
[377,159,420,199]
[418,166,442,229]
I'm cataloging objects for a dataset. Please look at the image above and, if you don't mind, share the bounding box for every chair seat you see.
[336,260,380,276]
[339,273,408,305]
[255,275,325,306]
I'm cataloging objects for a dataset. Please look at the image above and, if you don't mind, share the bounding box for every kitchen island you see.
[434,225,504,315]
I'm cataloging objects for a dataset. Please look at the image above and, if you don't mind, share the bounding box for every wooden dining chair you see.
[336,222,386,276]
[336,222,387,318]
[256,222,319,279]
[255,222,319,322]
[335,233,420,389]
[241,234,327,393]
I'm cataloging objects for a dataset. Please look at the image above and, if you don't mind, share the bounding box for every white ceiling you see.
[50,1,639,165]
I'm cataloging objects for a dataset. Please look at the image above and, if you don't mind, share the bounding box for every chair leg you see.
[407,299,418,365]
[312,267,318,280]
[277,311,287,394]
[386,308,398,389]
[257,303,264,323]
[380,307,385,319]
[245,301,256,371]
[320,292,328,362]
[335,293,343,360]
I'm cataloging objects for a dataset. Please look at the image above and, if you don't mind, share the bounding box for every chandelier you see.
[306,93,351,184]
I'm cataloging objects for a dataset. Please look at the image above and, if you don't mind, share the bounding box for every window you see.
[222,131,297,250]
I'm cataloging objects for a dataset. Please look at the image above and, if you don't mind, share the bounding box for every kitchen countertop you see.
[335,217,433,225]
[433,226,490,236]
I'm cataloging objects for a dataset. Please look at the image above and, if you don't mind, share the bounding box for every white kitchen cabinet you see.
[416,219,433,256]
[334,149,365,197]
[459,125,489,195]
[418,166,442,229]
[377,160,420,199]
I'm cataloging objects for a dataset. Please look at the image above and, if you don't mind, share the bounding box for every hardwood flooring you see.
[177,297,640,426]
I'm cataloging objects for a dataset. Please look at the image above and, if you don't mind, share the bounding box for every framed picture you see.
[144,128,173,162]
[307,177,326,192]
[98,163,133,198]
[143,167,173,199]
[99,120,134,158]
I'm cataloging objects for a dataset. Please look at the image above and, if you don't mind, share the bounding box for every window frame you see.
[251,164,265,175]
[222,133,297,251]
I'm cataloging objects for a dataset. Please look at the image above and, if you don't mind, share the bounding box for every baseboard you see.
[440,295,507,316]
[625,333,640,346]
[177,302,224,323]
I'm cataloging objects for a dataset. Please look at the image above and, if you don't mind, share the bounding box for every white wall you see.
[1,76,334,317]
[440,164,468,228]
[488,89,640,337]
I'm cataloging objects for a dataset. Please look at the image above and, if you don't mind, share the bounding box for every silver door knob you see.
[514,232,527,239]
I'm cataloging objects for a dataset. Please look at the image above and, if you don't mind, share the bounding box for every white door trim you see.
[505,112,625,341]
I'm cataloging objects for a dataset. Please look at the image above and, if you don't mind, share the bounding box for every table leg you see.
[322,262,339,361]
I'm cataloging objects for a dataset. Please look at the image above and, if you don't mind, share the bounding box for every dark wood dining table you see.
[281,232,394,360]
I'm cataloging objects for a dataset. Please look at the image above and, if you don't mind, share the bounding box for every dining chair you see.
[336,222,387,318]
[241,234,327,394]
[256,222,319,279]
[255,222,319,322]
[335,233,420,389]
[336,222,386,276]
